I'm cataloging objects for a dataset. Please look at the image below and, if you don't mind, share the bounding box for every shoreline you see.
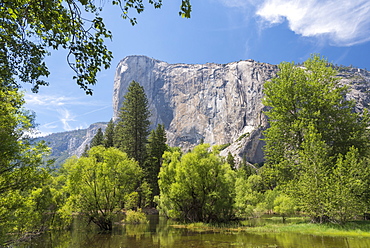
[170,219,370,238]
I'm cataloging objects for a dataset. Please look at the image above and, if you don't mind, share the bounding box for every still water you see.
[15,215,370,248]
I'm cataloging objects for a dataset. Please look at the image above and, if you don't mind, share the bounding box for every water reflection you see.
[15,215,370,248]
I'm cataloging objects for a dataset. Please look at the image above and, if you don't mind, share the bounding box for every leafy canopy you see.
[156,144,236,222]
[1,0,192,94]
[0,84,53,243]
[262,54,369,184]
[60,146,142,230]
[261,54,370,223]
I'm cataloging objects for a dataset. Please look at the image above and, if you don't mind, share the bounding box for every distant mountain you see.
[36,122,107,167]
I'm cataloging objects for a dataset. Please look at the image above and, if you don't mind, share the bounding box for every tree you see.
[60,146,142,230]
[261,55,370,223]
[103,119,115,148]
[286,125,331,223]
[144,124,168,201]
[155,144,236,222]
[0,84,53,244]
[262,54,369,185]
[226,152,235,169]
[234,172,265,218]
[81,144,89,157]
[115,81,150,166]
[1,0,191,94]
[90,128,104,148]
[273,194,296,223]
[327,147,369,223]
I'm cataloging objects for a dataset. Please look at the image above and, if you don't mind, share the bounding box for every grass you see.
[170,218,370,238]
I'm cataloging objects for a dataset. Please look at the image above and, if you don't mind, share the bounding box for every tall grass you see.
[171,218,370,237]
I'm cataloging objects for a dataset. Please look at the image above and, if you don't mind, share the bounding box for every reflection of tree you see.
[235,233,359,248]
[151,217,184,248]
[124,223,150,239]
[27,216,370,247]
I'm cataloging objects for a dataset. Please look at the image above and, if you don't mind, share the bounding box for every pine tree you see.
[82,144,89,157]
[90,128,104,148]
[226,152,235,169]
[103,119,115,148]
[144,124,168,199]
[115,81,151,166]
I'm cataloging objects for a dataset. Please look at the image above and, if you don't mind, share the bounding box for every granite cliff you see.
[38,56,370,166]
[113,56,370,165]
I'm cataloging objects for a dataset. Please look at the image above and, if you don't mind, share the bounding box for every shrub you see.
[125,209,148,224]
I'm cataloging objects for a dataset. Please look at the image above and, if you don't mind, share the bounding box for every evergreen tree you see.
[82,144,89,157]
[90,128,104,148]
[103,119,115,148]
[226,152,235,169]
[144,124,168,200]
[115,81,151,166]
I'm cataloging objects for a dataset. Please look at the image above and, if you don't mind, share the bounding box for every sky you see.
[24,0,370,136]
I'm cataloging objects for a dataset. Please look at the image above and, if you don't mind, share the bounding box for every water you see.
[14,215,370,248]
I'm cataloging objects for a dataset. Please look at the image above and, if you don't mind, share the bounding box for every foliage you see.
[273,194,296,223]
[327,147,369,223]
[226,152,235,169]
[234,171,265,218]
[288,125,331,223]
[125,209,148,224]
[103,119,115,148]
[0,0,191,94]
[262,54,369,185]
[0,85,53,244]
[125,192,139,210]
[262,54,370,224]
[138,179,153,209]
[156,144,236,222]
[60,146,142,230]
[115,81,150,166]
[286,122,368,223]
[144,124,168,201]
[90,127,104,148]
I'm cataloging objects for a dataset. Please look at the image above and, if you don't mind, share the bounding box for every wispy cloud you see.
[24,92,112,133]
[25,94,73,107]
[57,108,76,131]
[217,0,257,8]
[24,93,108,107]
[218,0,370,46]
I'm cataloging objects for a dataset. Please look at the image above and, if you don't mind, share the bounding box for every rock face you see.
[113,56,370,165]
[113,56,277,164]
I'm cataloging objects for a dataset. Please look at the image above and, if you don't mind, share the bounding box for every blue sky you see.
[25,0,370,136]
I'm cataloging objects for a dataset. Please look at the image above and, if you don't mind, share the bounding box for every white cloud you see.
[218,0,370,46]
[25,93,110,108]
[25,94,73,107]
[57,108,76,131]
[217,0,256,8]
[256,0,370,46]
